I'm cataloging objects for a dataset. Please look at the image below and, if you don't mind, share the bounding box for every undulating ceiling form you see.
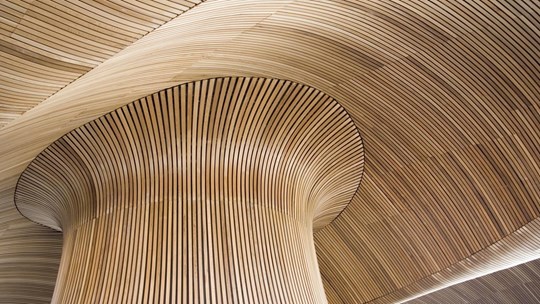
[15,77,364,303]
[1,0,540,303]
[408,258,540,304]
[0,0,201,128]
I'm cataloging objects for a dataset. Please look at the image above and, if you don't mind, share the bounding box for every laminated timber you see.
[0,0,201,128]
[409,258,540,303]
[15,77,364,303]
[0,0,540,303]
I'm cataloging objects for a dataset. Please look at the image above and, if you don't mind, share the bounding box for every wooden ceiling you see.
[1,0,539,303]
[408,258,540,304]
[0,0,200,128]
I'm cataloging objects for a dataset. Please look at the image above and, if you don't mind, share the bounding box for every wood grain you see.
[15,77,364,303]
[0,0,202,128]
[0,0,539,303]
[408,258,540,304]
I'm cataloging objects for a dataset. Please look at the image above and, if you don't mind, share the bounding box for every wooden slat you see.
[0,0,202,128]
[0,0,539,303]
[408,258,540,304]
[14,77,364,303]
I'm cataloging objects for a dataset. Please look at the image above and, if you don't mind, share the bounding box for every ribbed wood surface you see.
[15,77,364,303]
[0,1,539,303]
[364,217,540,303]
[0,0,201,128]
[408,258,540,304]
[0,220,61,304]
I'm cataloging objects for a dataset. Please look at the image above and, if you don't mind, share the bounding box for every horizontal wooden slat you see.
[408,258,540,304]
[0,0,202,128]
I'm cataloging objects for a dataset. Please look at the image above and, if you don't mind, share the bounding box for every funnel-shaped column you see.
[15,78,364,303]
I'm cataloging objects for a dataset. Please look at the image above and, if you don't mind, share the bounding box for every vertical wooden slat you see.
[14,77,364,303]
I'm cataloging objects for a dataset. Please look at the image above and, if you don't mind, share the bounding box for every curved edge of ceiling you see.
[407,257,540,303]
[0,0,204,129]
[369,218,540,303]
[13,77,366,234]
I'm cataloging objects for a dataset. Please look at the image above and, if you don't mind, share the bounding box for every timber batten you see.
[1,1,539,303]
[15,78,364,303]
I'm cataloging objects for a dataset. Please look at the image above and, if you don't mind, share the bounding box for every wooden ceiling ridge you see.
[0,0,204,128]
[367,217,540,303]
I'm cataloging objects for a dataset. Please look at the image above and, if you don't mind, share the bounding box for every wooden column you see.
[15,77,364,303]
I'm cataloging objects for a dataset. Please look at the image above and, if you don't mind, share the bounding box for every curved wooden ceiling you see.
[408,258,540,303]
[1,0,539,303]
[0,0,200,128]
